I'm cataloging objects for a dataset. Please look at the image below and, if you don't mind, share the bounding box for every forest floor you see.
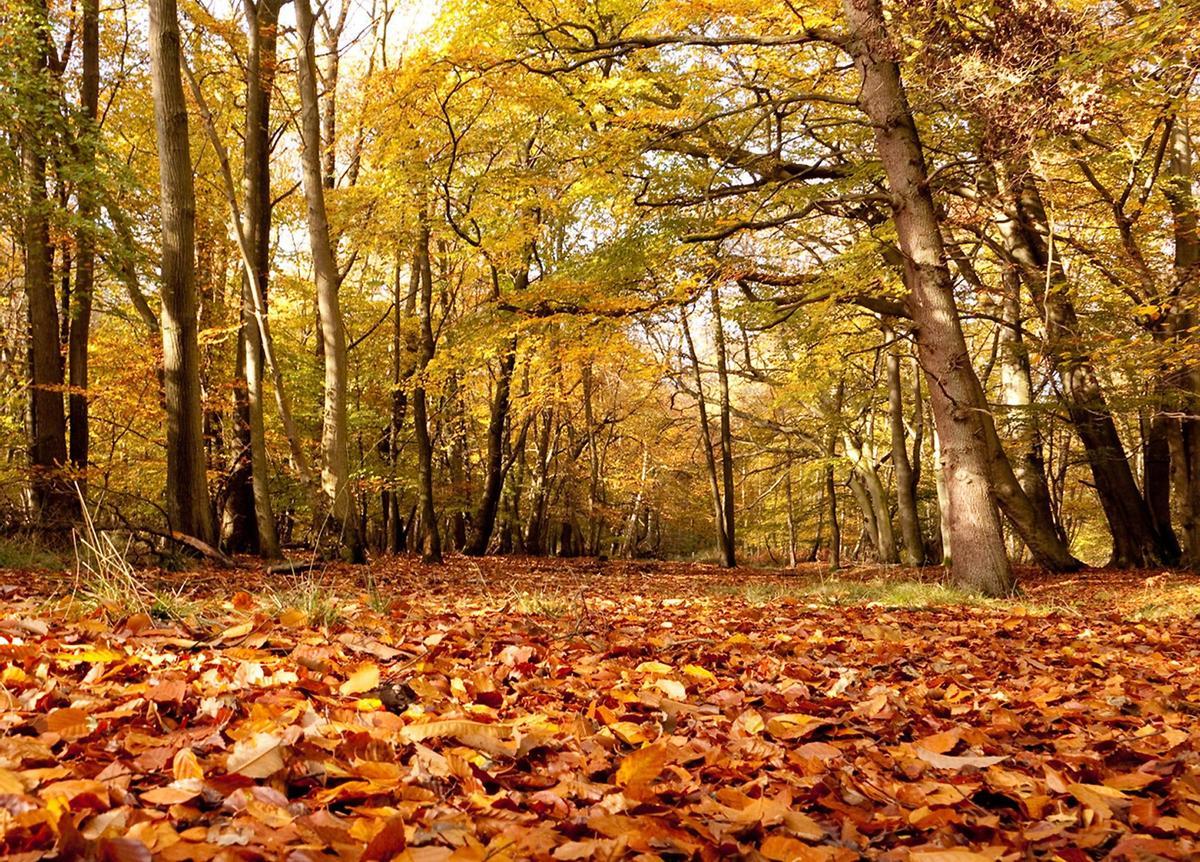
[0,556,1198,860]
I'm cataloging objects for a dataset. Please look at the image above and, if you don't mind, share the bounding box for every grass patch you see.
[708,576,989,609]
[511,589,576,618]
[0,535,70,571]
[1127,585,1200,620]
[266,575,345,628]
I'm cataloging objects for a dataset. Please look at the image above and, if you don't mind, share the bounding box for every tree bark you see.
[412,220,441,563]
[844,0,1012,595]
[463,267,526,556]
[149,0,216,542]
[67,0,99,502]
[20,0,73,526]
[999,162,1175,567]
[297,0,363,561]
[682,307,733,566]
[234,0,282,557]
[883,319,923,565]
[710,287,737,567]
[995,265,1060,547]
[1165,115,1200,563]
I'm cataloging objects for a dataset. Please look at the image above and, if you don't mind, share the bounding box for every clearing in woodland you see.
[1,558,1197,860]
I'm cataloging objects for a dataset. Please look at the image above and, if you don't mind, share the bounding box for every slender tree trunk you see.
[583,363,603,556]
[842,432,896,562]
[234,0,281,557]
[883,319,923,565]
[464,335,517,555]
[999,162,1175,567]
[682,308,732,565]
[710,288,737,567]
[995,267,1058,535]
[784,472,798,568]
[844,0,1011,595]
[149,0,216,542]
[67,0,99,501]
[825,435,841,571]
[412,220,441,563]
[296,0,363,561]
[1165,115,1200,563]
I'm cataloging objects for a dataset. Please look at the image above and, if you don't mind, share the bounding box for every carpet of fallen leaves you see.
[1,557,1198,861]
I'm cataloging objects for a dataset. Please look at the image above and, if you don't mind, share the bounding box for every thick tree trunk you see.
[412,221,441,563]
[947,242,1079,570]
[297,0,363,561]
[21,0,73,526]
[149,0,216,542]
[883,320,923,565]
[844,0,1012,595]
[999,163,1175,567]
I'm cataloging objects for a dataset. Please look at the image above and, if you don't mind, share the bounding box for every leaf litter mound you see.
[0,558,1198,860]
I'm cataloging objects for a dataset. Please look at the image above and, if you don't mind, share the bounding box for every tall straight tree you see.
[19,0,74,525]
[231,0,282,557]
[296,0,364,561]
[412,218,442,563]
[67,0,99,499]
[843,0,1012,595]
[148,0,216,542]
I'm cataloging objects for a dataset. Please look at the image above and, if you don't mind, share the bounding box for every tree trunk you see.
[883,319,923,565]
[149,0,216,542]
[784,472,798,568]
[237,0,281,557]
[412,220,441,563]
[710,287,737,567]
[995,265,1061,551]
[844,0,1012,595]
[67,0,99,502]
[842,432,897,562]
[1165,115,1200,563]
[296,0,363,561]
[999,162,1175,567]
[682,308,732,566]
[20,0,73,526]
[464,335,517,555]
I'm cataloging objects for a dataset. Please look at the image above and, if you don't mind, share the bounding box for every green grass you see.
[0,535,70,571]
[707,576,990,609]
[511,589,576,619]
[1127,585,1200,620]
[266,576,345,628]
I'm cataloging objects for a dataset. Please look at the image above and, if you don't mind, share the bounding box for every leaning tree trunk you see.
[999,163,1175,567]
[844,0,1012,595]
[149,0,216,542]
[296,0,363,561]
